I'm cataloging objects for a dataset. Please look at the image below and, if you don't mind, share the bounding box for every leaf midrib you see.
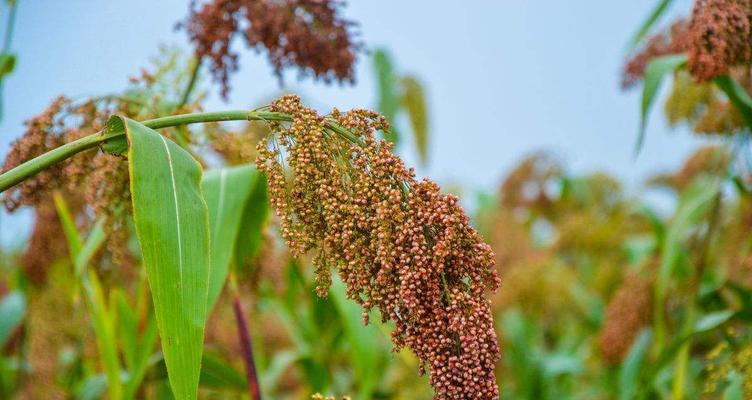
[159,135,184,306]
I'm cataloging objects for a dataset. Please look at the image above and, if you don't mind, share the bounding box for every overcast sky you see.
[1,0,707,246]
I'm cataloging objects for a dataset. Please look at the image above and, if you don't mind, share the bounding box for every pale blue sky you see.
[1,0,708,245]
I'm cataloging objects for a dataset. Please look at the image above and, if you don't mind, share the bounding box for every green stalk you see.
[0,109,363,193]
[177,58,202,110]
[672,192,722,399]
[0,0,19,122]
[2,1,18,54]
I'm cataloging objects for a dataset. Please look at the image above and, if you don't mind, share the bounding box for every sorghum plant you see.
[0,92,501,399]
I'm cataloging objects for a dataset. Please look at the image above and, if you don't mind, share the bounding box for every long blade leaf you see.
[53,193,122,400]
[626,0,675,51]
[637,54,687,156]
[202,165,256,310]
[373,48,400,145]
[401,75,429,166]
[329,276,382,398]
[618,329,652,400]
[114,115,211,400]
[84,270,123,400]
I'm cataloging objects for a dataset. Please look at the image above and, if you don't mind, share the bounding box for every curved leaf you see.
[619,329,652,400]
[627,0,675,51]
[84,270,122,400]
[401,76,429,166]
[53,194,121,399]
[373,49,400,144]
[202,165,257,310]
[329,276,382,398]
[694,310,735,333]
[115,115,211,400]
[637,54,687,156]
[114,289,159,400]
[724,371,743,400]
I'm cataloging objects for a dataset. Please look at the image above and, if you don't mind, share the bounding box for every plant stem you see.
[2,1,18,54]
[229,274,262,400]
[0,109,362,193]
[671,192,722,400]
[0,0,19,122]
[0,133,104,192]
[177,58,201,110]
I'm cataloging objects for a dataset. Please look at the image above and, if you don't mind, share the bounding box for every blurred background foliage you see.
[3,0,752,399]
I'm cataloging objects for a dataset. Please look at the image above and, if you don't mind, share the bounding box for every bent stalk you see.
[0,109,362,193]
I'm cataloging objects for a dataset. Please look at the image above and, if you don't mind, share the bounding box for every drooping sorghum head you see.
[1,96,70,212]
[599,271,653,365]
[1,96,136,274]
[256,95,501,399]
[647,145,730,191]
[182,0,360,98]
[688,0,752,81]
[624,0,752,86]
[623,20,691,88]
[499,152,562,217]
[675,145,730,189]
[1,97,126,212]
[22,199,72,285]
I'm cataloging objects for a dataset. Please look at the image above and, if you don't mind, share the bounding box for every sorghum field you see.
[1,0,752,399]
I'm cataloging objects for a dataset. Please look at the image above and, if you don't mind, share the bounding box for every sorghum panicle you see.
[183,0,360,98]
[599,271,653,364]
[1,96,69,212]
[674,145,730,189]
[623,21,691,88]
[1,96,134,271]
[22,200,72,284]
[688,0,752,81]
[256,95,501,399]
[623,0,752,85]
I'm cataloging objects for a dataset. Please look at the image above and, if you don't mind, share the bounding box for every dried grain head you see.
[257,95,501,399]
[183,0,361,98]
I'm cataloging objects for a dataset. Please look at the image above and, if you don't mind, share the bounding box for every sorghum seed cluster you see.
[622,21,691,88]
[688,0,752,81]
[1,96,134,272]
[623,0,752,85]
[599,271,653,365]
[183,0,360,98]
[2,96,70,212]
[256,95,501,399]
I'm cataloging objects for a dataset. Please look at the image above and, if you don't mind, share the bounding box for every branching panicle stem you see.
[0,109,363,193]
